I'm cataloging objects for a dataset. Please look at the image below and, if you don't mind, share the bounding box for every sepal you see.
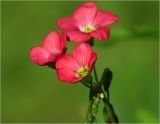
[87,37,94,46]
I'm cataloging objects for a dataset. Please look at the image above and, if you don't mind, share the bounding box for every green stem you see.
[93,65,98,82]
[85,81,95,123]
[85,98,94,123]
[81,80,91,88]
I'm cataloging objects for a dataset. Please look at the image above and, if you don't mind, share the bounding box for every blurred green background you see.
[1,1,159,123]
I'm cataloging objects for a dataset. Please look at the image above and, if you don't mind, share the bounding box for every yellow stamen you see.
[76,66,89,78]
[80,26,96,33]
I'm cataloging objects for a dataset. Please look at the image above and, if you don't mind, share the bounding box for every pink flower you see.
[57,2,119,42]
[56,43,97,84]
[29,31,66,67]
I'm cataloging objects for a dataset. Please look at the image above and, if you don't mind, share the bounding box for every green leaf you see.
[105,103,119,123]
[104,102,119,123]
[103,106,111,123]
[100,68,112,91]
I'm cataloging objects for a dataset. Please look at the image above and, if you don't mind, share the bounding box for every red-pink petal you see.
[67,30,91,42]
[60,32,67,50]
[56,54,80,71]
[73,2,97,27]
[48,53,60,63]
[29,47,49,65]
[42,31,61,53]
[90,27,110,41]
[88,53,97,70]
[93,11,119,27]
[57,17,78,31]
[56,68,80,84]
[73,43,93,67]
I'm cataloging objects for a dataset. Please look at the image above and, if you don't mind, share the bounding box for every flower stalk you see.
[84,38,118,123]
[93,65,98,82]
[86,66,119,123]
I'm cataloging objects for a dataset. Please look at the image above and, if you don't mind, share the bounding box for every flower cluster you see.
[29,2,118,84]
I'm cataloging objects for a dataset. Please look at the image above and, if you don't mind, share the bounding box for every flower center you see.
[76,66,89,78]
[80,26,96,33]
